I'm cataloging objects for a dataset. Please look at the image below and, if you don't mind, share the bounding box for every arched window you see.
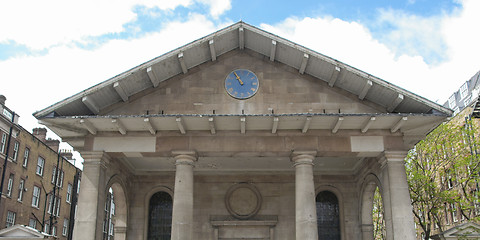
[316,191,340,240]
[148,192,173,240]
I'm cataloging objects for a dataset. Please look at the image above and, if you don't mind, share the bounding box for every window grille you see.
[148,192,172,240]
[22,148,29,167]
[66,184,73,203]
[32,186,41,208]
[12,141,19,161]
[6,174,14,197]
[316,191,340,240]
[36,157,44,176]
[6,211,15,228]
[0,132,6,153]
[18,179,24,201]
[63,219,69,236]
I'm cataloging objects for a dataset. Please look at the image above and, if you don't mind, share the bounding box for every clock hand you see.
[233,72,244,85]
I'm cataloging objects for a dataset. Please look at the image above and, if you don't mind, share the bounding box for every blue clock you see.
[225,69,259,99]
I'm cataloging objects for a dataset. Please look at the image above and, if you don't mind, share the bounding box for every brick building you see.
[0,95,81,240]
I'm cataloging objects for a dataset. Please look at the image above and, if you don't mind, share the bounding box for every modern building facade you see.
[444,71,480,116]
[33,22,452,240]
[0,96,81,240]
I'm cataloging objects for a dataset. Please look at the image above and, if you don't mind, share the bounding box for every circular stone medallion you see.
[225,183,262,219]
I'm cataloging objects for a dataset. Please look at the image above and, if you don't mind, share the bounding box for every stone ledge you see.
[210,215,278,227]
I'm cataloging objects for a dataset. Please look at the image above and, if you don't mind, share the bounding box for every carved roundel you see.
[225,183,262,220]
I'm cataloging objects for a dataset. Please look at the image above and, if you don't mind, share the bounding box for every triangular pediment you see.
[0,225,46,238]
[34,21,451,119]
[33,22,452,149]
[432,222,480,239]
[103,50,383,116]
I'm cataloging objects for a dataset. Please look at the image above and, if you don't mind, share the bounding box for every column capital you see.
[172,150,197,165]
[378,151,408,168]
[383,150,408,160]
[79,151,111,168]
[290,151,317,166]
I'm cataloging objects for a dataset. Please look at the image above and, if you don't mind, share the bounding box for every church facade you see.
[34,22,452,240]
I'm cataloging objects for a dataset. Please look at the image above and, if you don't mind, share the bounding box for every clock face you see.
[225,69,259,99]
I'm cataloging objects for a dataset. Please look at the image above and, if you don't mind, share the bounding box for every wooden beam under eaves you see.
[299,54,309,74]
[361,117,376,133]
[358,80,373,100]
[82,96,99,114]
[332,117,344,134]
[178,52,188,74]
[270,40,277,61]
[147,66,160,88]
[113,82,128,102]
[302,117,311,133]
[112,119,127,135]
[209,39,216,61]
[272,117,279,134]
[79,119,97,135]
[391,117,408,133]
[208,117,216,134]
[387,94,404,112]
[176,117,186,134]
[144,118,156,135]
[239,27,245,50]
[328,66,341,87]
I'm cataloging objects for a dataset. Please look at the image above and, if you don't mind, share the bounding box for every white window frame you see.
[47,194,54,214]
[48,194,61,216]
[452,203,458,222]
[2,108,13,119]
[32,186,40,208]
[66,184,72,203]
[12,141,19,162]
[44,221,50,234]
[449,94,456,109]
[29,218,37,229]
[460,82,469,99]
[0,132,6,153]
[18,179,24,202]
[6,211,15,228]
[22,148,29,167]
[62,219,69,236]
[7,174,14,197]
[51,167,56,184]
[36,156,45,176]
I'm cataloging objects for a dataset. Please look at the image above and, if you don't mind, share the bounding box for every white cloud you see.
[197,0,232,18]
[0,14,229,134]
[375,8,446,63]
[0,0,231,50]
[260,0,480,104]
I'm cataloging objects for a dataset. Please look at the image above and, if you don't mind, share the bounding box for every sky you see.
[1,0,479,166]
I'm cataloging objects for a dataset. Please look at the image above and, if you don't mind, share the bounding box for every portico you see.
[34,22,451,240]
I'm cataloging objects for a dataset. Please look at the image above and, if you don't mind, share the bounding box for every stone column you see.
[291,151,318,240]
[72,152,110,240]
[171,151,197,240]
[380,151,416,240]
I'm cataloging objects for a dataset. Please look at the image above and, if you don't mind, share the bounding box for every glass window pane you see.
[148,192,172,240]
[316,191,340,240]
